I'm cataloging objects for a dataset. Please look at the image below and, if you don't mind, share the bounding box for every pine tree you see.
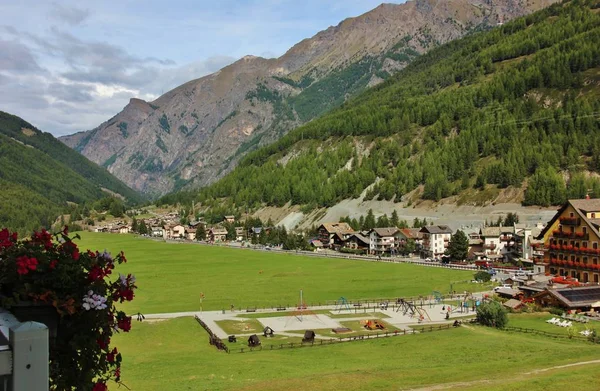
[446,230,469,261]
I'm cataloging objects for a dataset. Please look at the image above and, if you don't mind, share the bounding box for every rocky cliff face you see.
[60,0,559,197]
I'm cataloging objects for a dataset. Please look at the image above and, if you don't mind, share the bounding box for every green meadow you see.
[112,317,600,391]
[75,232,480,314]
[73,233,600,391]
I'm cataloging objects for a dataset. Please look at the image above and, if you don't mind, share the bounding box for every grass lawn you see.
[111,317,600,391]
[507,312,598,336]
[74,232,478,314]
[216,319,264,335]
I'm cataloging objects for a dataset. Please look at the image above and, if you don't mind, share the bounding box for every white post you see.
[9,322,48,391]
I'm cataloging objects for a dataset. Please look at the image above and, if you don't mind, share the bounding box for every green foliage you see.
[117,122,128,138]
[178,125,189,135]
[102,154,117,168]
[158,114,170,133]
[446,230,469,261]
[474,270,492,282]
[155,136,168,153]
[166,1,600,211]
[476,301,509,328]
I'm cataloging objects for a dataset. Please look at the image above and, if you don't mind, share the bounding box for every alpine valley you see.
[59,0,559,197]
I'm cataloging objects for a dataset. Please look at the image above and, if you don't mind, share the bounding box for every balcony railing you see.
[559,216,580,226]
[551,230,589,240]
[483,243,496,250]
[547,258,600,271]
[547,244,600,255]
[500,236,513,241]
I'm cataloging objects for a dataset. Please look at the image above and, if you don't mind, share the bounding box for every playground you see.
[166,291,483,351]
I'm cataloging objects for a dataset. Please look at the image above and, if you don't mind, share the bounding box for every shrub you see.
[476,301,508,329]
[0,227,137,390]
[474,270,491,282]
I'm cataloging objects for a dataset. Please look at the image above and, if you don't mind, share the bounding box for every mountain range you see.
[59,0,559,197]
[0,111,141,233]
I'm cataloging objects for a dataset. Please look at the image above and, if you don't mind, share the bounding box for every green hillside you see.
[0,111,142,233]
[161,0,600,212]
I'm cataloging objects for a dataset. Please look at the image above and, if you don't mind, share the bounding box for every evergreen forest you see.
[0,111,142,234]
[161,0,600,212]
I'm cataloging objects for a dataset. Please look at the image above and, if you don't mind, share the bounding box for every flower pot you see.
[10,301,59,345]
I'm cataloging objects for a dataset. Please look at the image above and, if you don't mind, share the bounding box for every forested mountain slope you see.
[60,0,557,196]
[165,0,600,213]
[0,111,142,233]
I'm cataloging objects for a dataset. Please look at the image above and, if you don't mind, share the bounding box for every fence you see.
[0,309,49,391]
[235,324,454,353]
[226,293,476,314]
[193,316,229,353]
[503,326,598,343]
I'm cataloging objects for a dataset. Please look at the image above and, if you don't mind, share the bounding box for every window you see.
[583,241,588,248]
[583,257,588,264]
[571,255,576,261]
[592,213,596,218]
[583,227,587,234]
[594,242,598,250]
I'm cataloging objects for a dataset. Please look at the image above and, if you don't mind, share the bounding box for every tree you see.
[196,224,206,240]
[363,209,376,230]
[474,271,491,282]
[446,230,469,261]
[503,212,519,226]
[131,217,138,232]
[390,210,400,228]
[476,301,508,328]
[400,239,416,255]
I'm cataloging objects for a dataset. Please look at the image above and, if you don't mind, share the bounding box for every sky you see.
[0,0,403,137]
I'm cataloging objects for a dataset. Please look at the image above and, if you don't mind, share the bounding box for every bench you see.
[246,308,257,313]
[276,307,287,311]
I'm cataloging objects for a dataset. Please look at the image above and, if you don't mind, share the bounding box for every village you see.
[86,197,600,315]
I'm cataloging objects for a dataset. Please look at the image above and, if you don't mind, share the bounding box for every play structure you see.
[248,334,261,347]
[285,289,324,327]
[364,320,385,330]
[335,296,351,312]
[396,298,431,321]
[263,327,275,337]
[431,291,443,304]
[302,330,316,343]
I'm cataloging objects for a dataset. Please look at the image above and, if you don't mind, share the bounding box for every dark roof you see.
[371,227,400,237]
[547,286,600,308]
[420,225,452,234]
[537,199,600,240]
[345,233,370,246]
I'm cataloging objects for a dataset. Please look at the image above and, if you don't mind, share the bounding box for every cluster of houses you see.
[314,222,544,264]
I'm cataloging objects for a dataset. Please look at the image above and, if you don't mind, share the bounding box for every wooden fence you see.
[503,326,598,343]
[194,315,229,353]
[236,324,454,353]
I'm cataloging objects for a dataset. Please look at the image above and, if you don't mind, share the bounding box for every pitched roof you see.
[537,199,600,240]
[420,225,452,234]
[210,228,228,235]
[503,299,524,310]
[400,228,423,239]
[371,227,400,237]
[548,286,600,307]
[320,222,354,234]
[480,227,501,237]
[345,233,370,246]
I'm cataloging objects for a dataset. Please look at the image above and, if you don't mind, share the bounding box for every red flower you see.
[16,256,38,275]
[88,265,104,281]
[119,251,127,263]
[97,336,111,350]
[92,382,107,391]
[49,260,58,270]
[107,347,118,363]
[117,316,132,332]
[62,226,69,236]
[0,228,15,249]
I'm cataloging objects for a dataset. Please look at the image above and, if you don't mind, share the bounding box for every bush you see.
[474,271,491,282]
[476,301,508,329]
[548,307,564,316]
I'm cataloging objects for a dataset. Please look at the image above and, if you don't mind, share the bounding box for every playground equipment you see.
[248,334,261,347]
[228,335,237,343]
[335,296,351,312]
[396,298,432,321]
[432,291,443,304]
[364,320,385,330]
[302,330,316,343]
[263,327,275,337]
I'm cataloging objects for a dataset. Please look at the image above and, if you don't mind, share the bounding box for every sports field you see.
[112,317,600,391]
[75,233,481,314]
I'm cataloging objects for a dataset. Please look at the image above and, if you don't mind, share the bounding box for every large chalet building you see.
[537,198,600,283]
[419,225,453,258]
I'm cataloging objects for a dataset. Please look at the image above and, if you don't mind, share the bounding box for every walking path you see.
[144,297,483,339]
